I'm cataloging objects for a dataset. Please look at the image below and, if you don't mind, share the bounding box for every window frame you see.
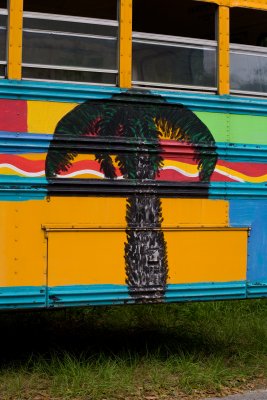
[3,0,267,96]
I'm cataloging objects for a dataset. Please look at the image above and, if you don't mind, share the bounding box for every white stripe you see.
[214,168,244,182]
[160,166,199,177]
[57,169,125,179]
[0,163,45,177]
[0,163,246,183]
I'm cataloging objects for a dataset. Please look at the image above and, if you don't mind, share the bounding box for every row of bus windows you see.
[0,0,266,95]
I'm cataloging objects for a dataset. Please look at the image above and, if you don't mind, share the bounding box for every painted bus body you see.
[0,0,267,309]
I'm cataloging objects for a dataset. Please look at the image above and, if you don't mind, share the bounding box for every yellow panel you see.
[0,197,127,286]
[7,0,23,80]
[195,0,230,5]
[119,0,132,88]
[27,101,77,134]
[218,6,230,95]
[166,228,247,283]
[231,0,267,10]
[161,199,228,226]
[195,0,267,9]
[1,197,244,288]
[47,230,126,285]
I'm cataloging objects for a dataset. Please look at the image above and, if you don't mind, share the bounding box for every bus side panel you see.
[4,95,267,308]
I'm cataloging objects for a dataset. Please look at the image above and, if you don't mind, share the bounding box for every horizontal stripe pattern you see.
[0,286,46,309]
[2,154,267,183]
[0,80,267,115]
[0,282,247,309]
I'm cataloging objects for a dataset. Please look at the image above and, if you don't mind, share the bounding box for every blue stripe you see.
[0,79,267,115]
[0,286,46,309]
[165,282,246,302]
[0,132,51,153]
[229,200,267,282]
[48,284,132,307]
[1,179,267,202]
[209,183,267,199]
[216,142,267,162]
[0,176,47,201]
[2,134,267,163]
[0,282,248,309]
[247,282,267,298]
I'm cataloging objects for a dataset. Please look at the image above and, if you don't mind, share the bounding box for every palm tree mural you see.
[46,92,217,303]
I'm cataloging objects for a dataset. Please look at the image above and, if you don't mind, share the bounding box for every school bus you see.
[0,0,267,309]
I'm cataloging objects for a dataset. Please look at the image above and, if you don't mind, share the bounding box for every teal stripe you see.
[216,142,267,162]
[209,182,267,199]
[0,80,267,116]
[0,282,247,309]
[0,286,46,309]
[247,282,267,298]
[0,176,47,201]
[0,131,51,153]
[165,282,246,302]
[2,133,267,163]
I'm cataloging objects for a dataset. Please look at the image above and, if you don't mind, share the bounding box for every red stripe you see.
[0,154,44,172]
[0,100,27,132]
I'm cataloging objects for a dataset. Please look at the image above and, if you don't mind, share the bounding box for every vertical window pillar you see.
[7,0,23,80]
[217,5,230,94]
[119,0,132,88]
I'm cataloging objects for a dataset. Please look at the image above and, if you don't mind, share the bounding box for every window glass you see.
[22,1,118,85]
[132,0,217,90]
[231,7,267,46]
[0,0,7,76]
[133,0,216,40]
[230,7,267,94]
[23,0,118,20]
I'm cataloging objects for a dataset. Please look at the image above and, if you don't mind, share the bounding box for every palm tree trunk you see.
[125,194,168,303]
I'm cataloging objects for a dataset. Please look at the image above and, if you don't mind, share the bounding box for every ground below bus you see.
[1,300,267,400]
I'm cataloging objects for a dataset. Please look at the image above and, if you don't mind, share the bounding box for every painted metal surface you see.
[0,281,247,309]
[218,6,230,95]
[0,90,252,308]
[119,0,132,88]
[7,0,23,80]
[0,84,266,308]
[1,81,267,115]
[195,0,267,11]
[0,286,46,309]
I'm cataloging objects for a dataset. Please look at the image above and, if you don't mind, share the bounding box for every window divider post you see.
[7,0,23,80]
[217,5,230,94]
[119,0,132,88]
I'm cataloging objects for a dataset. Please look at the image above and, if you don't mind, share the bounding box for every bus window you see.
[0,0,7,78]
[132,0,217,91]
[23,0,117,20]
[230,7,267,95]
[22,0,118,85]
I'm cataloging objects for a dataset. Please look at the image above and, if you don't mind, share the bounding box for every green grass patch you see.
[0,300,267,399]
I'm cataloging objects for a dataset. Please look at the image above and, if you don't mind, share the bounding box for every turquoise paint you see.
[216,142,267,162]
[0,131,51,153]
[3,133,267,162]
[247,282,267,298]
[0,282,247,310]
[3,138,267,201]
[0,286,46,309]
[0,80,267,115]
[165,282,246,302]
[0,176,47,201]
[209,182,267,199]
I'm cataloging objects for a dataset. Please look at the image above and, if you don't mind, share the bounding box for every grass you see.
[0,300,267,399]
